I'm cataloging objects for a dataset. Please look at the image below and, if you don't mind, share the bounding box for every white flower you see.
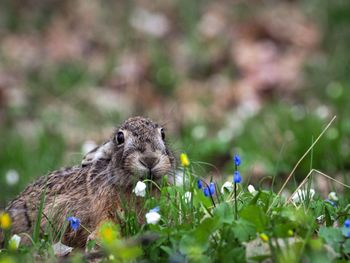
[316,215,325,223]
[291,189,315,203]
[132,181,147,197]
[183,191,192,203]
[130,8,169,37]
[248,184,256,193]
[81,140,97,155]
[145,208,161,225]
[220,181,234,194]
[328,191,338,202]
[6,169,19,186]
[9,234,21,250]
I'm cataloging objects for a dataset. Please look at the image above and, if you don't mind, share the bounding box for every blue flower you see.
[345,219,350,228]
[233,171,242,184]
[197,179,203,189]
[67,216,80,232]
[203,183,215,197]
[234,154,241,166]
[209,182,215,194]
[150,206,160,213]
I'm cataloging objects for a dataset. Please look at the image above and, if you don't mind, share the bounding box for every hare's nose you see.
[139,155,160,169]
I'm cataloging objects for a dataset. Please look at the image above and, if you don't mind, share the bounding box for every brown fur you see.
[3,117,176,248]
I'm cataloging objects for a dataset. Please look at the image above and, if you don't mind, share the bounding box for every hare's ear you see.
[81,141,113,167]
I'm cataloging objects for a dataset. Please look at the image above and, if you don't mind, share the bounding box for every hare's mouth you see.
[132,165,170,181]
[129,153,172,180]
[135,168,163,181]
[146,170,155,180]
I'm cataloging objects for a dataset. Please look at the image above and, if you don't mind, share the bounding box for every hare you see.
[3,117,176,248]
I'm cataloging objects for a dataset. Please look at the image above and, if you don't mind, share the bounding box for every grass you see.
[1,0,350,262]
[1,121,350,262]
[0,129,65,207]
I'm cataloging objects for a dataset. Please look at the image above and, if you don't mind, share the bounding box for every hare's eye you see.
[116,131,125,144]
[160,128,165,140]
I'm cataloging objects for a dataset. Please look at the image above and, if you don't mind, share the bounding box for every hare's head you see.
[108,117,175,184]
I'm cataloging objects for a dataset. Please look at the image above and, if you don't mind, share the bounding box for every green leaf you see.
[273,222,295,238]
[232,219,256,242]
[249,191,261,205]
[240,205,268,232]
[221,247,245,263]
[324,206,332,227]
[33,176,48,243]
[196,189,214,208]
[257,191,272,212]
[341,226,350,237]
[319,227,344,253]
[343,239,350,254]
[179,217,221,255]
[117,245,143,260]
[249,255,271,262]
[179,235,204,254]
[86,239,96,252]
[214,202,234,224]
[160,245,173,255]
[194,217,221,245]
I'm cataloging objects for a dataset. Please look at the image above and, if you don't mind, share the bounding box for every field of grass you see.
[1,141,350,262]
[1,0,350,262]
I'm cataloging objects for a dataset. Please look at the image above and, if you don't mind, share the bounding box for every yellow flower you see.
[0,212,11,230]
[259,233,269,242]
[99,222,118,244]
[287,230,294,236]
[180,153,190,167]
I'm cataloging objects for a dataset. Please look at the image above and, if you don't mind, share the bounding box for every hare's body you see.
[4,117,175,248]
[7,161,112,247]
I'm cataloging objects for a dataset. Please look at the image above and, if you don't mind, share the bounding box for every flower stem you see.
[80,223,92,234]
[234,182,238,220]
[142,179,162,191]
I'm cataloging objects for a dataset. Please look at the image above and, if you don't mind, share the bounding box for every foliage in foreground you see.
[1,153,350,263]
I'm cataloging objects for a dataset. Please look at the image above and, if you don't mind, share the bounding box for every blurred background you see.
[1,0,350,206]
